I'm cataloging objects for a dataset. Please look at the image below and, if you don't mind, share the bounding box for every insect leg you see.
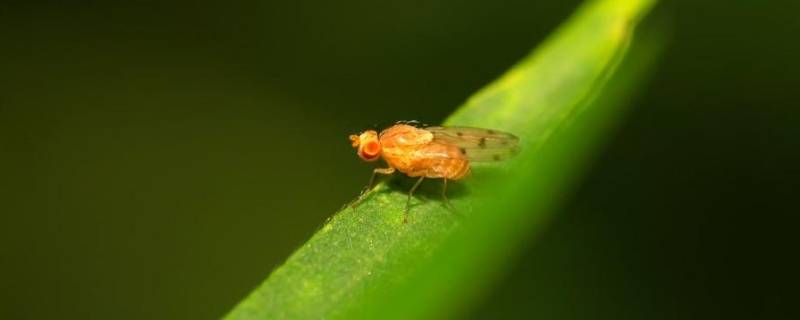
[405,176,425,223]
[351,167,395,209]
[368,167,395,191]
[442,178,456,211]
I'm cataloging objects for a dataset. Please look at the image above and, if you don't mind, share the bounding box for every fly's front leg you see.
[351,167,395,208]
[367,167,395,191]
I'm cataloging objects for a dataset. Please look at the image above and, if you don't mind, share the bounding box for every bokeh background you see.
[1,0,797,319]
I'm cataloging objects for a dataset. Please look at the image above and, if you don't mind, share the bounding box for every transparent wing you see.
[426,126,520,162]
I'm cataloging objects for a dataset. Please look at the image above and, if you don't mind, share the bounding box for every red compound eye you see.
[361,141,380,159]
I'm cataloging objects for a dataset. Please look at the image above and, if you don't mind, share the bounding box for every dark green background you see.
[1,1,797,319]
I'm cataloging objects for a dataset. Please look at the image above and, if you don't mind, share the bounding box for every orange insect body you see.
[349,123,519,221]
[379,124,470,180]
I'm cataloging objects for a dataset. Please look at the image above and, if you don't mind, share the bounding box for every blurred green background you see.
[1,1,797,319]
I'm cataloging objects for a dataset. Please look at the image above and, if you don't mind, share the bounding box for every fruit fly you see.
[349,123,520,222]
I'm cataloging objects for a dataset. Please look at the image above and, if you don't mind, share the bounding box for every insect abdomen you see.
[431,157,470,180]
[412,145,470,180]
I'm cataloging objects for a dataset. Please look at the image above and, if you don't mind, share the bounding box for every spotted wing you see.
[426,126,520,162]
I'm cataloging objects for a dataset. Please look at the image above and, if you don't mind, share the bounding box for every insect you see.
[349,123,520,223]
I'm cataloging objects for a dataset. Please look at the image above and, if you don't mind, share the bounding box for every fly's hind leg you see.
[404,176,425,223]
[351,167,395,209]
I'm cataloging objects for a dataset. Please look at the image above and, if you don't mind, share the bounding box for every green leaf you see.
[226,0,661,318]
